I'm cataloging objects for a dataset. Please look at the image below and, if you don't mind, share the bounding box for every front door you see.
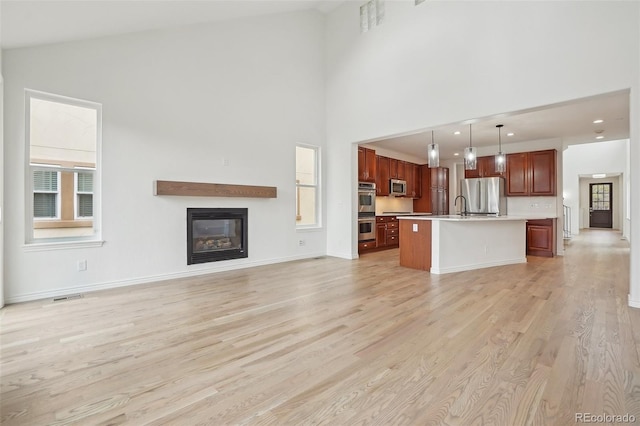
[589,183,613,228]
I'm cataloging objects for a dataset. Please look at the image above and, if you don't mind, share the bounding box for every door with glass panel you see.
[589,183,613,228]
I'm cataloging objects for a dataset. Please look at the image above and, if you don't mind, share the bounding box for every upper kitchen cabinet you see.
[376,155,390,196]
[430,166,448,189]
[430,166,449,215]
[506,149,556,196]
[413,164,432,212]
[358,146,376,183]
[464,156,504,179]
[388,158,406,180]
[405,162,421,198]
[529,150,556,195]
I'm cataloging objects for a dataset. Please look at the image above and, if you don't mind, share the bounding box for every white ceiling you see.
[0,0,346,49]
[1,1,630,160]
[365,90,630,162]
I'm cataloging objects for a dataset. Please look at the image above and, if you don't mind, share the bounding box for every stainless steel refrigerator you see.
[460,177,507,215]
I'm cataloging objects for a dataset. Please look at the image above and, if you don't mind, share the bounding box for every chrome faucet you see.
[454,195,468,216]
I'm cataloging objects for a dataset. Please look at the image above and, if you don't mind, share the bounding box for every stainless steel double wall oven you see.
[358,182,376,242]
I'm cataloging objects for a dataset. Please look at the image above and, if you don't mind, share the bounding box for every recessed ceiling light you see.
[593,119,604,124]
[453,152,459,156]
[596,136,604,140]
[507,132,514,137]
[592,173,606,178]
[454,131,461,135]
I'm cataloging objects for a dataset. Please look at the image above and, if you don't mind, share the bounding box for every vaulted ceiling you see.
[1,1,630,160]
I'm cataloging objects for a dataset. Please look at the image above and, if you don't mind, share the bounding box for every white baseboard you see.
[5,252,325,304]
[430,257,527,275]
[326,250,357,260]
[629,294,640,309]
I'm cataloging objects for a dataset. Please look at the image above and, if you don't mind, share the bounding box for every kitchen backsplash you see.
[376,196,414,215]
[507,196,558,217]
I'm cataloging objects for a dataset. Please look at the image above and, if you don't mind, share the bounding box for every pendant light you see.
[464,124,477,170]
[427,130,439,168]
[495,124,506,173]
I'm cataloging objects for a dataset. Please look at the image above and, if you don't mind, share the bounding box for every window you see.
[75,172,94,218]
[26,90,101,243]
[33,169,60,218]
[295,145,320,228]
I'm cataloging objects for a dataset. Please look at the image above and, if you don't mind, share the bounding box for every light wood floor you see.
[2,230,639,425]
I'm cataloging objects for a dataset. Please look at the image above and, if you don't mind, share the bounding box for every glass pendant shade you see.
[495,152,506,173]
[464,124,477,170]
[428,143,440,168]
[464,146,477,170]
[495,124,505,173]
[427,130,439,168]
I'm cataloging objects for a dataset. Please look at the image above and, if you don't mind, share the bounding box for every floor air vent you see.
[53,294,83,302]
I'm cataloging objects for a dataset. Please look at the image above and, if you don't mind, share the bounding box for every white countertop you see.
[377,212,432,217]
[397,214,556,222]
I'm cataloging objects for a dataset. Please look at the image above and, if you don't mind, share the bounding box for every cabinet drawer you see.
[386,221,398,229]
[387,235,399,245]
[359,241,376,252]
[387,228,399,236]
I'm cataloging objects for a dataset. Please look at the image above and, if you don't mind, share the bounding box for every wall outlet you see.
[412,223,418,232]
[77,260,87,271]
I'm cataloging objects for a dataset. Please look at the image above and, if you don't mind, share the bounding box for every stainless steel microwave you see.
[390,179,407,196]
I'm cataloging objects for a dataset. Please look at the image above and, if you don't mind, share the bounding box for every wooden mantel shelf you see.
[154,180,277,198]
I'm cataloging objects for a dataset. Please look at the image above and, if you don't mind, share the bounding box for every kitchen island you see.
[397,215,528,273]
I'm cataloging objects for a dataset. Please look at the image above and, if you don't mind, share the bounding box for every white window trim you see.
[296,144,322,229]
[74,169,95,220]
[25,89,103,246]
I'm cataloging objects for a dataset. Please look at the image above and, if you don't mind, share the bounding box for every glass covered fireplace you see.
[187,208,248,265]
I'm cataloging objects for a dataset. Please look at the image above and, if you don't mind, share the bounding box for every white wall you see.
[1,16,4,308]
[3,10,327,303]
[324,2,639,301]
[563,139,629,238]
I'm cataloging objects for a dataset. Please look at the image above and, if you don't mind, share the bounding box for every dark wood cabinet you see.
[506,150,556,196]
[413,165,448,214]
[375,216,399,249]
[430,166,448,190]
[358,240,376,252]
[464,164,481,179]
[413,164,432,212]
[430,167,449,215]
[404,162,421,199]
[374,156,421,199]
[526,218,555,257]
[389,158,406,180]
[505,152,529,196]
[358,146,376,183]
[529,150,556,195]
[464,156,504,178]
[397,161,406,180]
[376,155,390,196]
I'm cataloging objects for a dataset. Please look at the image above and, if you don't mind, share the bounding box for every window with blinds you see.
[33,170,59,218]
[26,90,101,243]
[76,172,94,218]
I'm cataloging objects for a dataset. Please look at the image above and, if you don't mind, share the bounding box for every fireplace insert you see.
[187,208,248,265]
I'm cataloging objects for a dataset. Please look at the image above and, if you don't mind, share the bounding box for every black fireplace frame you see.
[187,208,248,265]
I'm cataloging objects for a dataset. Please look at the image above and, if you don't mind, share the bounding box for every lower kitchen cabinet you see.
[377,216,399,249]
[526,219,555,257]
[358,240,376,252]
[359,216,400,254]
